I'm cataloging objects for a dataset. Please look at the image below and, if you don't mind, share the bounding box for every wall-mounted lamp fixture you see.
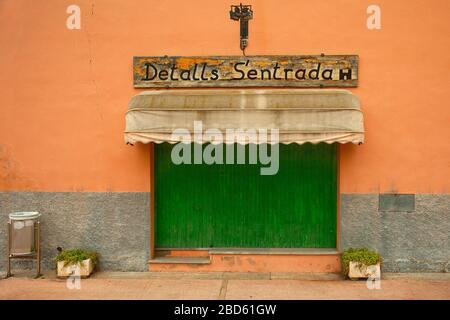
[230,3,253,55]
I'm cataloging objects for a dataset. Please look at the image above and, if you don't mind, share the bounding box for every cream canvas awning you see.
[124,89,364,145]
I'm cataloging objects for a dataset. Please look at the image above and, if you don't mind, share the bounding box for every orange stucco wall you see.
[1,0,449,193]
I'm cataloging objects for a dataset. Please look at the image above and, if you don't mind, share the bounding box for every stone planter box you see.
[348,261,381,279]
[57,258,94,277]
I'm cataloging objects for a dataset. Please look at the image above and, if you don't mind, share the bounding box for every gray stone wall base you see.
[0,192,150,272]
[1,192,448,273]
[340,194,450,272]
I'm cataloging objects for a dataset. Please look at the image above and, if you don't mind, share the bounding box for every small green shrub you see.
[341,248,381,276]
[55,249,99,267]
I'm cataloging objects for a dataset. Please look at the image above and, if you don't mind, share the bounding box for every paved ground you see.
[0,272,449,300]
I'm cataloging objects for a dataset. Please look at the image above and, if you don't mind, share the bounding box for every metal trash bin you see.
[7,212,41,277]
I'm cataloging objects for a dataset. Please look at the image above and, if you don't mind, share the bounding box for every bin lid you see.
[9,211,40,220]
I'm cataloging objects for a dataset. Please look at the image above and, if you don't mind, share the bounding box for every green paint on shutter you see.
[155,143,337,248]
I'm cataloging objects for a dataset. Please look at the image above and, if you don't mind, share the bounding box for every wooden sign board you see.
[133,55,358,88]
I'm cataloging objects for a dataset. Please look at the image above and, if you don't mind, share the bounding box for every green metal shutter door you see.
[155,143,337,248]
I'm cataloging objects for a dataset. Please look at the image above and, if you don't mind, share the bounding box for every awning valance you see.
[124,89,364,145]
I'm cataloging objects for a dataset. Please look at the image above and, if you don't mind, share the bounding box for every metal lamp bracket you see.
[230,4,253,55]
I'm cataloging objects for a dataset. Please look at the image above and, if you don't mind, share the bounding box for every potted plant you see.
[55,248,99,278]
[341,248,382,280]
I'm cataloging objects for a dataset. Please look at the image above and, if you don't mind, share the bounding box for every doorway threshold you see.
[208,248,339,255]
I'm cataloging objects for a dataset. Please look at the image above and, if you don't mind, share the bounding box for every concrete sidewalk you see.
[0,272,449,300]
